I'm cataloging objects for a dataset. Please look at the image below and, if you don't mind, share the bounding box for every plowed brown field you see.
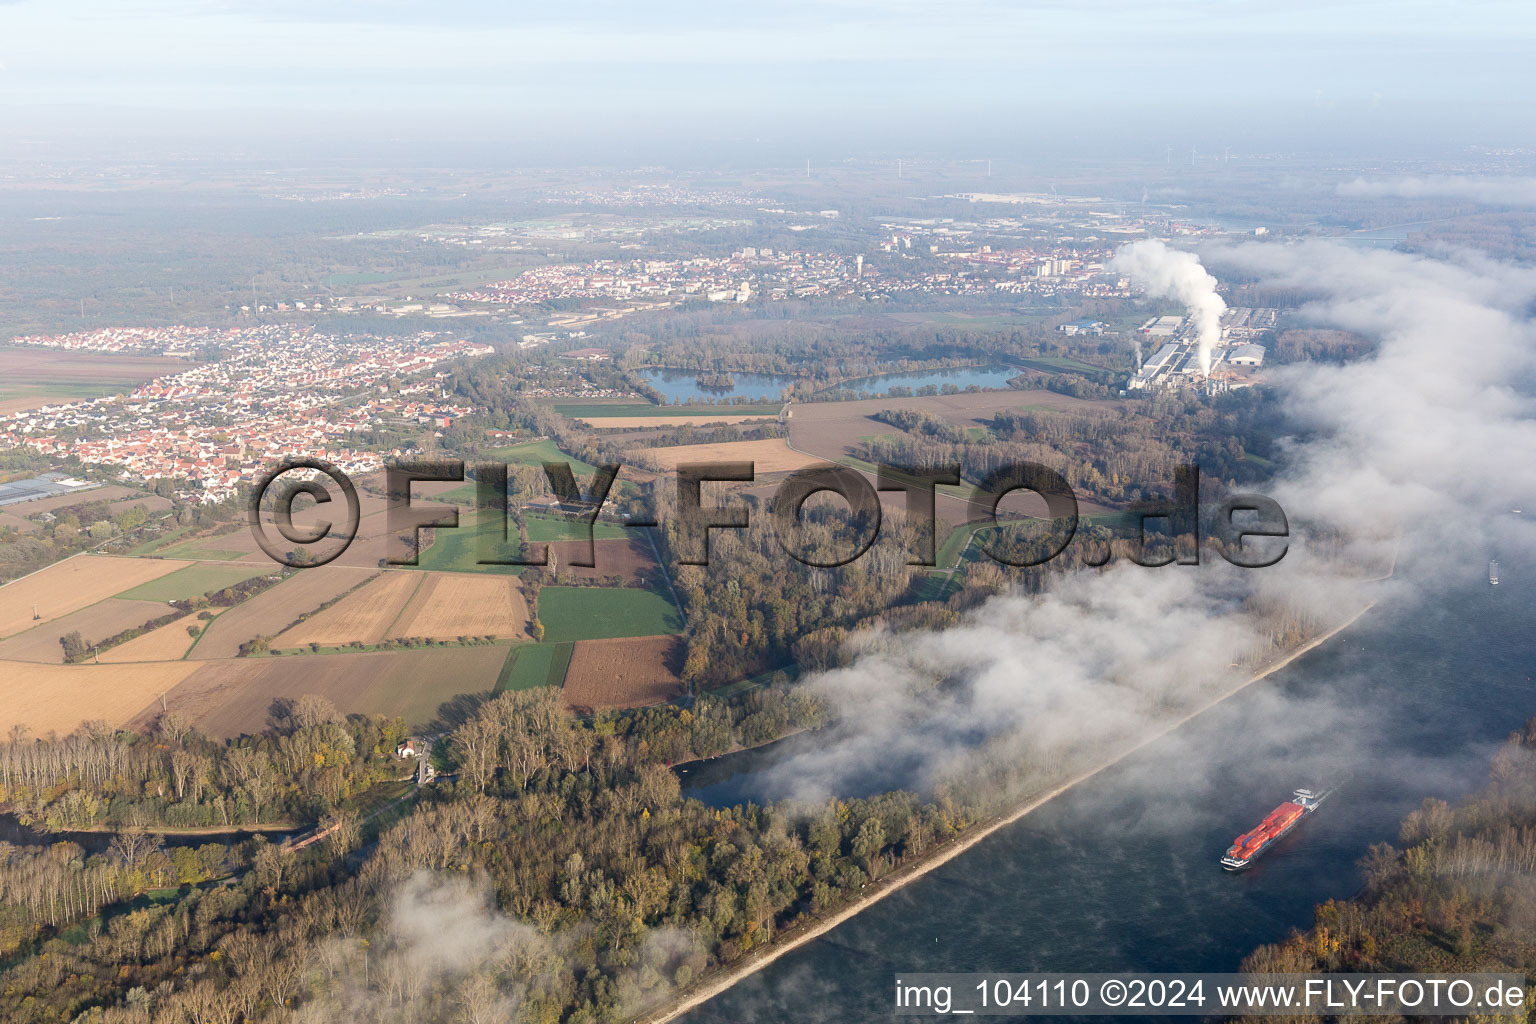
[562,634,684,710]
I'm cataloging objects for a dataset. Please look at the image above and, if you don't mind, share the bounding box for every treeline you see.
[0,697,408,832]
[872,407,969,443]
[858,388,1286,505]
[607,687,827,764]
[0,497,159,585]
[0,838,231,956]
[1241,716,1536,988]
[1268,328,1377,366]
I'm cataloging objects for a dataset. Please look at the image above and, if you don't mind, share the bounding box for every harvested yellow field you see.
[627,438,824,474]
[97,614,200,663]
[390,573,531,640]
[581,414,777,429]
[278,572,421,647]
[0,599,177,664]
[190,566,375,659]
[0,556,190,640]
[0,659,203,736]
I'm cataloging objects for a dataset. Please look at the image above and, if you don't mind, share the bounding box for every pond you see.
[633,368,798,403]
[815,363,1023,396]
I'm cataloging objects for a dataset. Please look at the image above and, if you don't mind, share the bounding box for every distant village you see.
[1,325,490,504]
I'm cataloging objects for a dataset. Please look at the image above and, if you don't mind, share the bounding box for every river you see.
[678,556,1535,1022]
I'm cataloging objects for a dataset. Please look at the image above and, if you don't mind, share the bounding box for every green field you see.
[0,381,133,407]
[409,516,527,575]
[908,572,957,604]
[553,402,658,418]
[1079,509,1141,532]
[933,522,985,571]
[496,642,574,691]
[554,402,784,419]
[1014,355,1112,376]
[116,564,271,602]
[524,512,628,543]
[408,511,630,572]
[151,539,247,561]
[537,586,683,642]
[484,439,598,475]
[127,525,197,556]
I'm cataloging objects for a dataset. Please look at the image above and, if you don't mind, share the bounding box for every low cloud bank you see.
[765,240,1536,805]
[1339,175,1536,207]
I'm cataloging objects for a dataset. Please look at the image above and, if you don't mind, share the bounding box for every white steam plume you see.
[1111,239,1227,375]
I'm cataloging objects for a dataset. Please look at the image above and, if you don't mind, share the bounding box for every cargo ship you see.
[1490,559,1500,585]
[1221,788,1330,871]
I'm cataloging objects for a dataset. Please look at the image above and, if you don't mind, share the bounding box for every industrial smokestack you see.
[1110,240,1226,376]
[1134,339,1143,370]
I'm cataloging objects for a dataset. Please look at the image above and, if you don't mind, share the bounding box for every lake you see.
[816,364,1024,396]
[634,364,1024,404]
[634,369,798,403]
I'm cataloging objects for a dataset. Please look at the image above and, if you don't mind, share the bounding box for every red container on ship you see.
[1221,788,1329,871]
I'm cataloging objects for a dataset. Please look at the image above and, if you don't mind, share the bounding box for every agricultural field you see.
[187,566,376,659]
[390,573,531,640]
[546,536,659,585]
[0,659,204,736]
[0,346,198,416]
[562,634,684,711]
[116,563,273,602]
[0,598,174,663]
[497,642,572,692]
[138,484,449,569]
[551,402,660,419]
[537,586,683,642]
[409,516,529,574]
[147,646,509,738]
[99,494,174,518]
[627,438,823,474]
[98,613,201,663]
[484,438,598,475]
[524,512,629,544]
[0,484,144,516]
[277,572,422,647]
[149,538,249,561]
[786,390,1108,462]
[555,402,783,420]
[0,555,189,639]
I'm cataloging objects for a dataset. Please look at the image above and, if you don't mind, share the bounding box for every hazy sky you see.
[1,1,1532,155]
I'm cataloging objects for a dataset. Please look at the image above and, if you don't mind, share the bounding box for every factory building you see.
[1225,343,1266,368]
